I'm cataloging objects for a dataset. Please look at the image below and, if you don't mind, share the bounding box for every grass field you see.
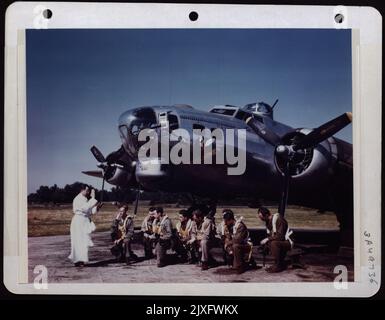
[28,202,339,237]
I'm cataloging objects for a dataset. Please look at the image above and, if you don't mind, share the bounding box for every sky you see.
[27,29,352,194]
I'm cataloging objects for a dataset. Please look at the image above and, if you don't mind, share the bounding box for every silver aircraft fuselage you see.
[116,105,352,212]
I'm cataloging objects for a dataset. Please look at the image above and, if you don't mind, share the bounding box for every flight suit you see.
[153,215,173,267]
[222,219,253,269]
[141,215,155,258]
[197,216,216,264]
[221,221,234,265]
[266,213,293,269]
[175,219,198,262]
[232,219,253,270]
[110,215,136,262]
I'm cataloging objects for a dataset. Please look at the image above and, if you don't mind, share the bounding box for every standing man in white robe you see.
[68,184,100,267]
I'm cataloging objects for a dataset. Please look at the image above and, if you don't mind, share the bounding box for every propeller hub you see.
[97,163,107,169]
[275,131,314,177]
[276,145,290,159]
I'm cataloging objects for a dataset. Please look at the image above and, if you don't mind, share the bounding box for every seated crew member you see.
[220,215,234,266]
[110,205,138,264]
[175,209,198,263]
[193,209,217,271]
[150,207,173,268]
[258,207,294,273]
[222,209,254,274]
[141,207,157,259]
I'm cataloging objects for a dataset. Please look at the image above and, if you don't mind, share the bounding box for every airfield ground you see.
[27,203,353,283]
[28,231,354,283]
[28,202,338,237]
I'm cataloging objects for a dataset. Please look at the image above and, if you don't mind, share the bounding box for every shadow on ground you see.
[28,231,353,283]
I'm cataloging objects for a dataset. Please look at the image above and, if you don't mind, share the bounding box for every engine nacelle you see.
[104,164,133,187]
[275,129,336,188]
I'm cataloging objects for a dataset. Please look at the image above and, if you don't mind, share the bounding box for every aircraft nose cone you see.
[118,107,158,158]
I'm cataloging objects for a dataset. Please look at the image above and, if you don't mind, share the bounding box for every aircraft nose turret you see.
[243,101,275,119]
[118,107,158,158]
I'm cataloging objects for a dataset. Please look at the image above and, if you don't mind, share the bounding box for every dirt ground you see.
[28,231,354,284]
[27,203,353,284]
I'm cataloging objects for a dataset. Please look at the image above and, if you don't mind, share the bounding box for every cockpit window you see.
[235,110,248,121]
[168,114,179,131]
[210,108,236,116]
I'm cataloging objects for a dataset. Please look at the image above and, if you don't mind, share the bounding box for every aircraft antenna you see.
[271,99,279,109]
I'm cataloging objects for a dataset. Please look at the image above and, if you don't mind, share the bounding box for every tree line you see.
[28,182,267,206]
[28,182,191,205]
[28,182,136,204]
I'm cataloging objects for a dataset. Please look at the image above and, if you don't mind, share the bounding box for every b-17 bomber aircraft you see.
[83,101,353,245]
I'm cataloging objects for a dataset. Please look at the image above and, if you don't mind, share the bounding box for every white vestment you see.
[68,193,98,263]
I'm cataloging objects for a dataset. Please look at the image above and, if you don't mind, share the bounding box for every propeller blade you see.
[246,116,281,146]
[293,112,352,150]
[82,170,104,178]
[90,145,106,163]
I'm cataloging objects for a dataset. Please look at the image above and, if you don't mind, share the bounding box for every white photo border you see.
[4,2,382,297]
